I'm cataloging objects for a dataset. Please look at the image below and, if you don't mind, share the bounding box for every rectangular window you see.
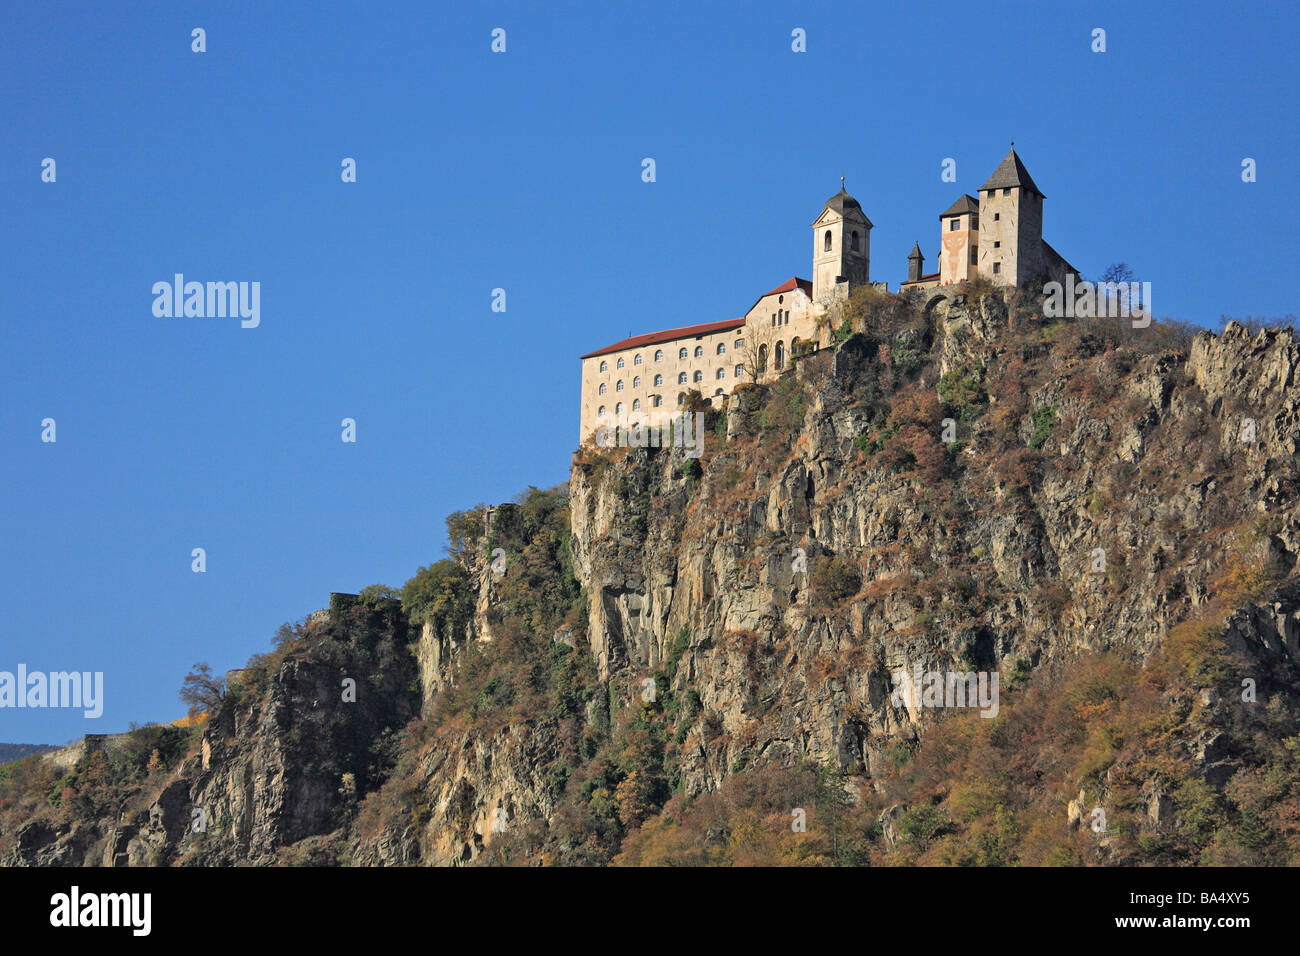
[970,250,977,264]
[994,241,1000,248]
[994,213,1000,221]
[1002,187,1010,196]
[949,219,958,231]
[992,262,1001,275]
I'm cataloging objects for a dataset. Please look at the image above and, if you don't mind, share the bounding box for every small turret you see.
[907,242,924,282]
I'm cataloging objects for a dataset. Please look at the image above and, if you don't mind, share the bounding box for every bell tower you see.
[812,178,871,307]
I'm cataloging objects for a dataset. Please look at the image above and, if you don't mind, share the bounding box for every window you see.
[734,364,743,377]
[633,354,642,365]
[823,230,832,251]
[694,346,703,357]
[652,395,662,407]
[734,338,743,348]
[653,374,663,386]
[679,347,688,360]
[949,219,959,231]
[616,402,624,414]
[678,372,687,384]
[598,405,607,416]
[971,250,977,264]
[771,314,776,326]
[758,344,768,372]
[716,343,726,355]
[693,370,703,382]
[632,399,641,411]
[992,262,1001,275]
[599,360,608,373]
[994,213,1000,221]
[778,295,784,304]
[851,230,860,251]
[654,349,663,362]
[714,388,724,396]
[677,392,686,406]
[716,368,725,379]
[598,383,607,395]
[632,376,640,388]
[775,341,785,371]
[616,380,624,391]
[791,336,800,354]
[783,310,789,325]
[617,357,625,369]
[1002,187,1010,196]
[993,241,1000,248]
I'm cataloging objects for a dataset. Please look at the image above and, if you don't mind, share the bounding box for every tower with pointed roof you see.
[811,180,871,306]
[939,194,980,284]
[977,147,1044,286]
[907,242,925,283]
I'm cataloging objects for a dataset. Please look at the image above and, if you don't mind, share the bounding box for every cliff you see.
[5,286,1299,866]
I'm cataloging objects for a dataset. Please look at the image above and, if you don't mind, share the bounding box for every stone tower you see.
[939,194,980,284]
[812,181,871,306]
[977,148,1044,286]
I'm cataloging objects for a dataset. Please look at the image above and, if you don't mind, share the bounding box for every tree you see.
[178,662,225,717]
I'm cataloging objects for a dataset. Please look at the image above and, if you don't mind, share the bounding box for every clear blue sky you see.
[2,1,1295,743]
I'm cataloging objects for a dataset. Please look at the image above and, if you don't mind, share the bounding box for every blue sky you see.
[2,1,1296,743]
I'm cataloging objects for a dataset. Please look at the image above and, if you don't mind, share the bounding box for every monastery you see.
[577,148,1075,442]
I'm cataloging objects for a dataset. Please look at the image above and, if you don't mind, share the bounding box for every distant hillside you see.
[0,744,56,766]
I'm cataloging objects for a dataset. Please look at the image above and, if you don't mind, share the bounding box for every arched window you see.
[714,388,724,396]
[716,343,726,355]
[633,354,642,366]
[598,405,607,416]
[824,230,832,251]
[616,402,625,415]
[693,370,703,383]
[632,399,641,411]
[632,376,640,388]
[679,347,688,360]
[654,349,663,362]
[653,374,663,386]
[715,368,725,379]
[734,364,743,377]
[677,392,686,406]
[599,360,608,373]
[791,337,801,356]
[775,341,785,371]
[616,380,624,391]
[694,346,703,358]
[678,372,687,384]
[598,383,607,395]
[652,395,662,407]
[851,230,860,252]
[758,344,768,372]
[617,357,625,369]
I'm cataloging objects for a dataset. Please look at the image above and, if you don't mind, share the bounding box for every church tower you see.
[812,180,871,306]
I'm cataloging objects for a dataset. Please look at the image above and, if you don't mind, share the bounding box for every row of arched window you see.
[597,387,729,418]
[597,339,743,373]
[598,364,745,395]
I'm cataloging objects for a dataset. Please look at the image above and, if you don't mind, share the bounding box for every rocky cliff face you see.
[6,293,1299,867]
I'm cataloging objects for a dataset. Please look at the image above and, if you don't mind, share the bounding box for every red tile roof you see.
[762,277,813,297]
[580,277,810,360]
[581,317,747,360]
